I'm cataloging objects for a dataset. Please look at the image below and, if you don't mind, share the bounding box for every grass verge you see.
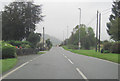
[0,58,17,74]
[37,52,46,54]
[63,46,119,63]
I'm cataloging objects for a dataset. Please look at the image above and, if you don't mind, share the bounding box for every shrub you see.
[110,42,120,54]
[103,42,112,53]
[7,40,22,47]
[7,40,31,48]
[22,41,30,45]
[67,45,78,49]
[2,42,17,59]
[104,50,110,53]
[21,44,31,48]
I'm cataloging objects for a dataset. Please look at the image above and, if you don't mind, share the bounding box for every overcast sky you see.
[0,0,113,41]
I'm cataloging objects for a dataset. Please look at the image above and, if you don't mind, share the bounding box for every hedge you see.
[103,42,120,54]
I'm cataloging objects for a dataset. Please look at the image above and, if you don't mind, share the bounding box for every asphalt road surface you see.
[2,47,118,79]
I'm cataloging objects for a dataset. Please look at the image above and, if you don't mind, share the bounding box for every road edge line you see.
[76,68,88,81]
[1,61,29,80]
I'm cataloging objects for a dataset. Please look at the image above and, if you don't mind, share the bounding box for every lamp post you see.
[78,8,81,50]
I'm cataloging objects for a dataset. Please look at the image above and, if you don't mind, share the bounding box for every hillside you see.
[42,34,62,46]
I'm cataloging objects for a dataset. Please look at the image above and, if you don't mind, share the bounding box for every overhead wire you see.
[86,8,111,27]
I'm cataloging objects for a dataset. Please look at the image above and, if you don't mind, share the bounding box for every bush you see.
[7,40,22,47]
[103,42,112,53]
[110,42,120,54]
[7,40,31,48]
[103,42,120,54]
[21,44,31,48]
[67,45,78,49]
[104,50,110,53]
[2,42,17,59]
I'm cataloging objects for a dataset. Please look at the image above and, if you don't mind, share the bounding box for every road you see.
[2,47,118,79]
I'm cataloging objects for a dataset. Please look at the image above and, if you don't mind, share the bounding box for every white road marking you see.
[64,56,68,59]
[1,61,29,79]
[76,68,88,81]
[29,60,33,62]
[68,59,74,64]
[1,55,43,80]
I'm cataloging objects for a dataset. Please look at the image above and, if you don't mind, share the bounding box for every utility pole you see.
[98,13,101,52]
[67,26,68,45]
[63,31,64,45]
[43,27,44,51]
[78,8,81,50]
[96,10,99,52]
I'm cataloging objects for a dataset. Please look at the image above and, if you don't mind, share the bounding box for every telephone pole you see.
[78,8,81,50]
[96,11,99,52]
[43,27,44,51]
[67,26,68,45]
[98,13,101,52]
[63,31,64,45]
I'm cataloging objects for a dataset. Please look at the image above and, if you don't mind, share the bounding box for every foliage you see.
[103,42,112,53]
[46,39,52,50]
[110,42,120,53]
[21,44,31,48]
[103,42,120,54]
[2,42,17,59]
[2,1,44,41]
[27,32,41,48]
[67,24,95,50]
[66,44,78,49]
[106,1,120,41]
[6,40,31,48]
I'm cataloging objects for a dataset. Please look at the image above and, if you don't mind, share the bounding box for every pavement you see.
[1,47,119,79]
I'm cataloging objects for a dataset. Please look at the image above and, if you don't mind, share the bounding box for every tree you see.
[67,24,96,50]
[46,39,52,50]
[26,32,41,48]
[87,27,95,47]
[107,1,120,41]
[2,1,44,41]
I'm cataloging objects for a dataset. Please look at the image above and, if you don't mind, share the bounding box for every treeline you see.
[63,24,95,50]
[62,1,120,54]
[1,1,52,50]
[0,1,53,59]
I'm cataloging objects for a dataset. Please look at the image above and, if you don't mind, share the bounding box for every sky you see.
[0,0,114,41]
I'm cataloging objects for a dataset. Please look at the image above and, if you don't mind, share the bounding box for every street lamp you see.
[78,8,81,50]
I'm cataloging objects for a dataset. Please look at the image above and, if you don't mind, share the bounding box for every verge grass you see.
[63,46,119,63]
[0,58,17,74]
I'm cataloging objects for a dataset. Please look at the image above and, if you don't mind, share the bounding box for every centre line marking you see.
[76,68,88,81]
[1,61,29,79]
[68,59,74,64]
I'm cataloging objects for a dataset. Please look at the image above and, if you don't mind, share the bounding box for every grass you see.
[63,46,120,63]
[0,58,17,74]
[37,52,46,54]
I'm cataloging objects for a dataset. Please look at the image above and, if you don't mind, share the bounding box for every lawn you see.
[63,46,119,63]
[0,58,17,74]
